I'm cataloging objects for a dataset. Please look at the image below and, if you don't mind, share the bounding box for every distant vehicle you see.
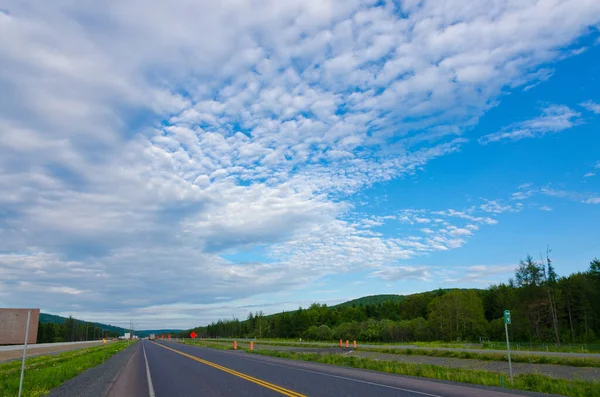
[149,334,155,340]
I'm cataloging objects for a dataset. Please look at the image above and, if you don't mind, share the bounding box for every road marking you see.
[142,342,156,397]
[151,342,306,397]
[217,351,442,397]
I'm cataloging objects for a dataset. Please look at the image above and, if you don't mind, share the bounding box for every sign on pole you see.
[504,310,513,382]
[190,331,197,339]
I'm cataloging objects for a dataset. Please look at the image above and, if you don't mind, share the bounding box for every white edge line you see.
[143,342,156,397]
[213,350,442,397]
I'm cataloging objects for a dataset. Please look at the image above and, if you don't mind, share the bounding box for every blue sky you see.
[0,0,599,329]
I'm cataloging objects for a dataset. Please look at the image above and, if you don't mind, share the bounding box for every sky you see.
[0,0,599,330]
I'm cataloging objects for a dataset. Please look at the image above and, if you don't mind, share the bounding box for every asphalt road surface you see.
[0,340,112,363]
[106,340,549,397]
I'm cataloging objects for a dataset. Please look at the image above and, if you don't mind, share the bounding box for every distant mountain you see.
[40,313,129,334]
[135,329,183,337]
[333,294,406,308]
[39,313,182,337]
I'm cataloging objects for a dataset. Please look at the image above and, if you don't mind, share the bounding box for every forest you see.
[179,255,600,343]
[36,316,121,343]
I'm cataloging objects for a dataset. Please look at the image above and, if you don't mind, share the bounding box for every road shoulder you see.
[46,342,138,397]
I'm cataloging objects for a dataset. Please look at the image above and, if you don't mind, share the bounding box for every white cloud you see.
[1,0,600,326]
[479,105,582,144]
[584,172,595,178]
[580,101,600,114]
[539,205,553,211]
[443,264,517,285]
[370,266,432,282]
[540,187,600,205]
[479,199,515,214]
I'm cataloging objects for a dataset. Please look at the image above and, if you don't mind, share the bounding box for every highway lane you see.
[120,340,544,397]
[0,340,113,363]
[0,340,108,352]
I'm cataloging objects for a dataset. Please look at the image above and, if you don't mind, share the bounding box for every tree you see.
[515,255,544,288]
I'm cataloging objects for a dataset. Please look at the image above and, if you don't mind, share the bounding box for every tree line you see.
[179,255,600,343]
[36,316,121,343]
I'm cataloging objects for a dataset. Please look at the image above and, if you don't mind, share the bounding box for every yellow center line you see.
[150,342,307,397]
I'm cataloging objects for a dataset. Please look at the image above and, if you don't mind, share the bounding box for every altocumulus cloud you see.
[1,0,600,327]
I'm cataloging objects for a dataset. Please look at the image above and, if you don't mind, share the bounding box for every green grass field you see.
[0,341,131,397]
[193,338,600,353]
[181,338,600,367]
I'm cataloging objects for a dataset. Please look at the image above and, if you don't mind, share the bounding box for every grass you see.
[189,339,600,367]
[179,339,235,350]
[362,347,600,368]
[0,341,131,397]
[201,338,600,353]
[250,350,600,397]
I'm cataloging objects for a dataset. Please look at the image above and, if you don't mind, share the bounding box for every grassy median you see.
[183,339,600,368]
[0,341,131,397]
[361,347,600,368]
[250,350,600,397]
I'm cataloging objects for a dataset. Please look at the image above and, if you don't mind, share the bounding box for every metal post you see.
[504,321,513,383]
[18,310,32,397]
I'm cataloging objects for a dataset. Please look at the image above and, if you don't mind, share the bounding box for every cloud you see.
[584,172,595,178]
[580,101,600,114]
[1,0,600,326]
[479,200,515,214]
[443,264,517,285]
[540,187,600,205]
[370,266,432,282]
[479,105,582,144]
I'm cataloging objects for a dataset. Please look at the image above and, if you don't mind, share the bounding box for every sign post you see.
[18,310,32,397]
[190,332,197,344]
[504,310,513,383]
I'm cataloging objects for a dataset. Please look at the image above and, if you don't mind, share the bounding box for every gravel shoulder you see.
[46,342,138,397]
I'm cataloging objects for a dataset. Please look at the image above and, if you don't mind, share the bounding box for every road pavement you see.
[0,340,107,352]
[0,340,112,363]
[104,340,553,397]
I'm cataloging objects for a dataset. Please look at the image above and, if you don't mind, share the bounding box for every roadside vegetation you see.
[250,350,600,397]
[179,256,600,350]
[180,338,600,367]
[357,347,600,367]
[0,341,131,397]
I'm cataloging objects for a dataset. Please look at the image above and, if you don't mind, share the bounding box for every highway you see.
[106,340,538,397]
[0,340,107,352]
[0,340,112,363]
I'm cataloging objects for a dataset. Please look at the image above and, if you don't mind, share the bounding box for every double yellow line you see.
[151,342,307,397]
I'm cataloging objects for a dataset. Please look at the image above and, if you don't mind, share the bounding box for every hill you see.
[40,313,129,335]
[333,294,406,308]
[39,313,182,337]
